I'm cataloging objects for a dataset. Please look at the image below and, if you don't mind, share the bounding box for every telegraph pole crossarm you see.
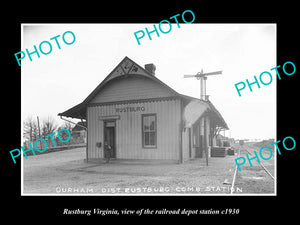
[183,70,222,79]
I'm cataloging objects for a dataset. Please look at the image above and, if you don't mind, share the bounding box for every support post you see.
[179,101,183,164]
[204,116,208,166]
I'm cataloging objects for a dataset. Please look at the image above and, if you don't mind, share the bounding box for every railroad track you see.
[230,145,274,194]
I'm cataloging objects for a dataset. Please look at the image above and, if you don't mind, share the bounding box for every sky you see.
[22,23,276,140]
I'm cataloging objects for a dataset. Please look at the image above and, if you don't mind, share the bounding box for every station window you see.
[142,114,157,148]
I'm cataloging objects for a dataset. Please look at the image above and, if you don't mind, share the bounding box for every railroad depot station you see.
[58,56,229,163]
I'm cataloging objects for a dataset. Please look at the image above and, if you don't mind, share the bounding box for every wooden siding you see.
[90,76,174,104]
[189,116,211,159]
[87,99,181,160]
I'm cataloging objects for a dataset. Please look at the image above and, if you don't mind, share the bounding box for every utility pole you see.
[183,69,222,100]
[37,116,41,138]
[37,116,41,149]
[183,69,222,166]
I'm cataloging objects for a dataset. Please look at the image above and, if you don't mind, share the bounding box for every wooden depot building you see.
[58,56,228,163]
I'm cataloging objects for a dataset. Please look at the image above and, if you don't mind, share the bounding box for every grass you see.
[233,142,275,194]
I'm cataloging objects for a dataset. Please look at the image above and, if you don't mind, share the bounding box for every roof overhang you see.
[58,57,228,130]
[58,102,87,120]
[182,98,229,130]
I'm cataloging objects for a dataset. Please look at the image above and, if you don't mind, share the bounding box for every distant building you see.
[216,134,234,147]
[59,57,228,163]
[72,121,87,143]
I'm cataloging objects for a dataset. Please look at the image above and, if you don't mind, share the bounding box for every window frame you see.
[141,113,157,149]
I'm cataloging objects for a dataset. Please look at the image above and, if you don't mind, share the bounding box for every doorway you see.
[193,123,203,158]
[104,120,116,158]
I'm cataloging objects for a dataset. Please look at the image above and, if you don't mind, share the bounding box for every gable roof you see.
[83,56,179,104]
[58,56,228,130]
[58,56,180,119]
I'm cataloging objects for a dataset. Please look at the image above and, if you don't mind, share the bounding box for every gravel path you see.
[23,145,274,195]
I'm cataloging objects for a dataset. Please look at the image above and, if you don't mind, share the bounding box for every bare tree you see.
[56,121,74,145]
[23,116,39,142]
[41,116,58,139]
[63,121,74,132]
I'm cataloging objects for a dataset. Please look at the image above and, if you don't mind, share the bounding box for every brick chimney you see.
[145,63,156,76]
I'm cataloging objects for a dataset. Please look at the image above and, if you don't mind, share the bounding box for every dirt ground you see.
[23,145,275,195]
[234,142,275,194]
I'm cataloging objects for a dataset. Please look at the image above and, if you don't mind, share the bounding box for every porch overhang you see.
[183,99,229,130]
